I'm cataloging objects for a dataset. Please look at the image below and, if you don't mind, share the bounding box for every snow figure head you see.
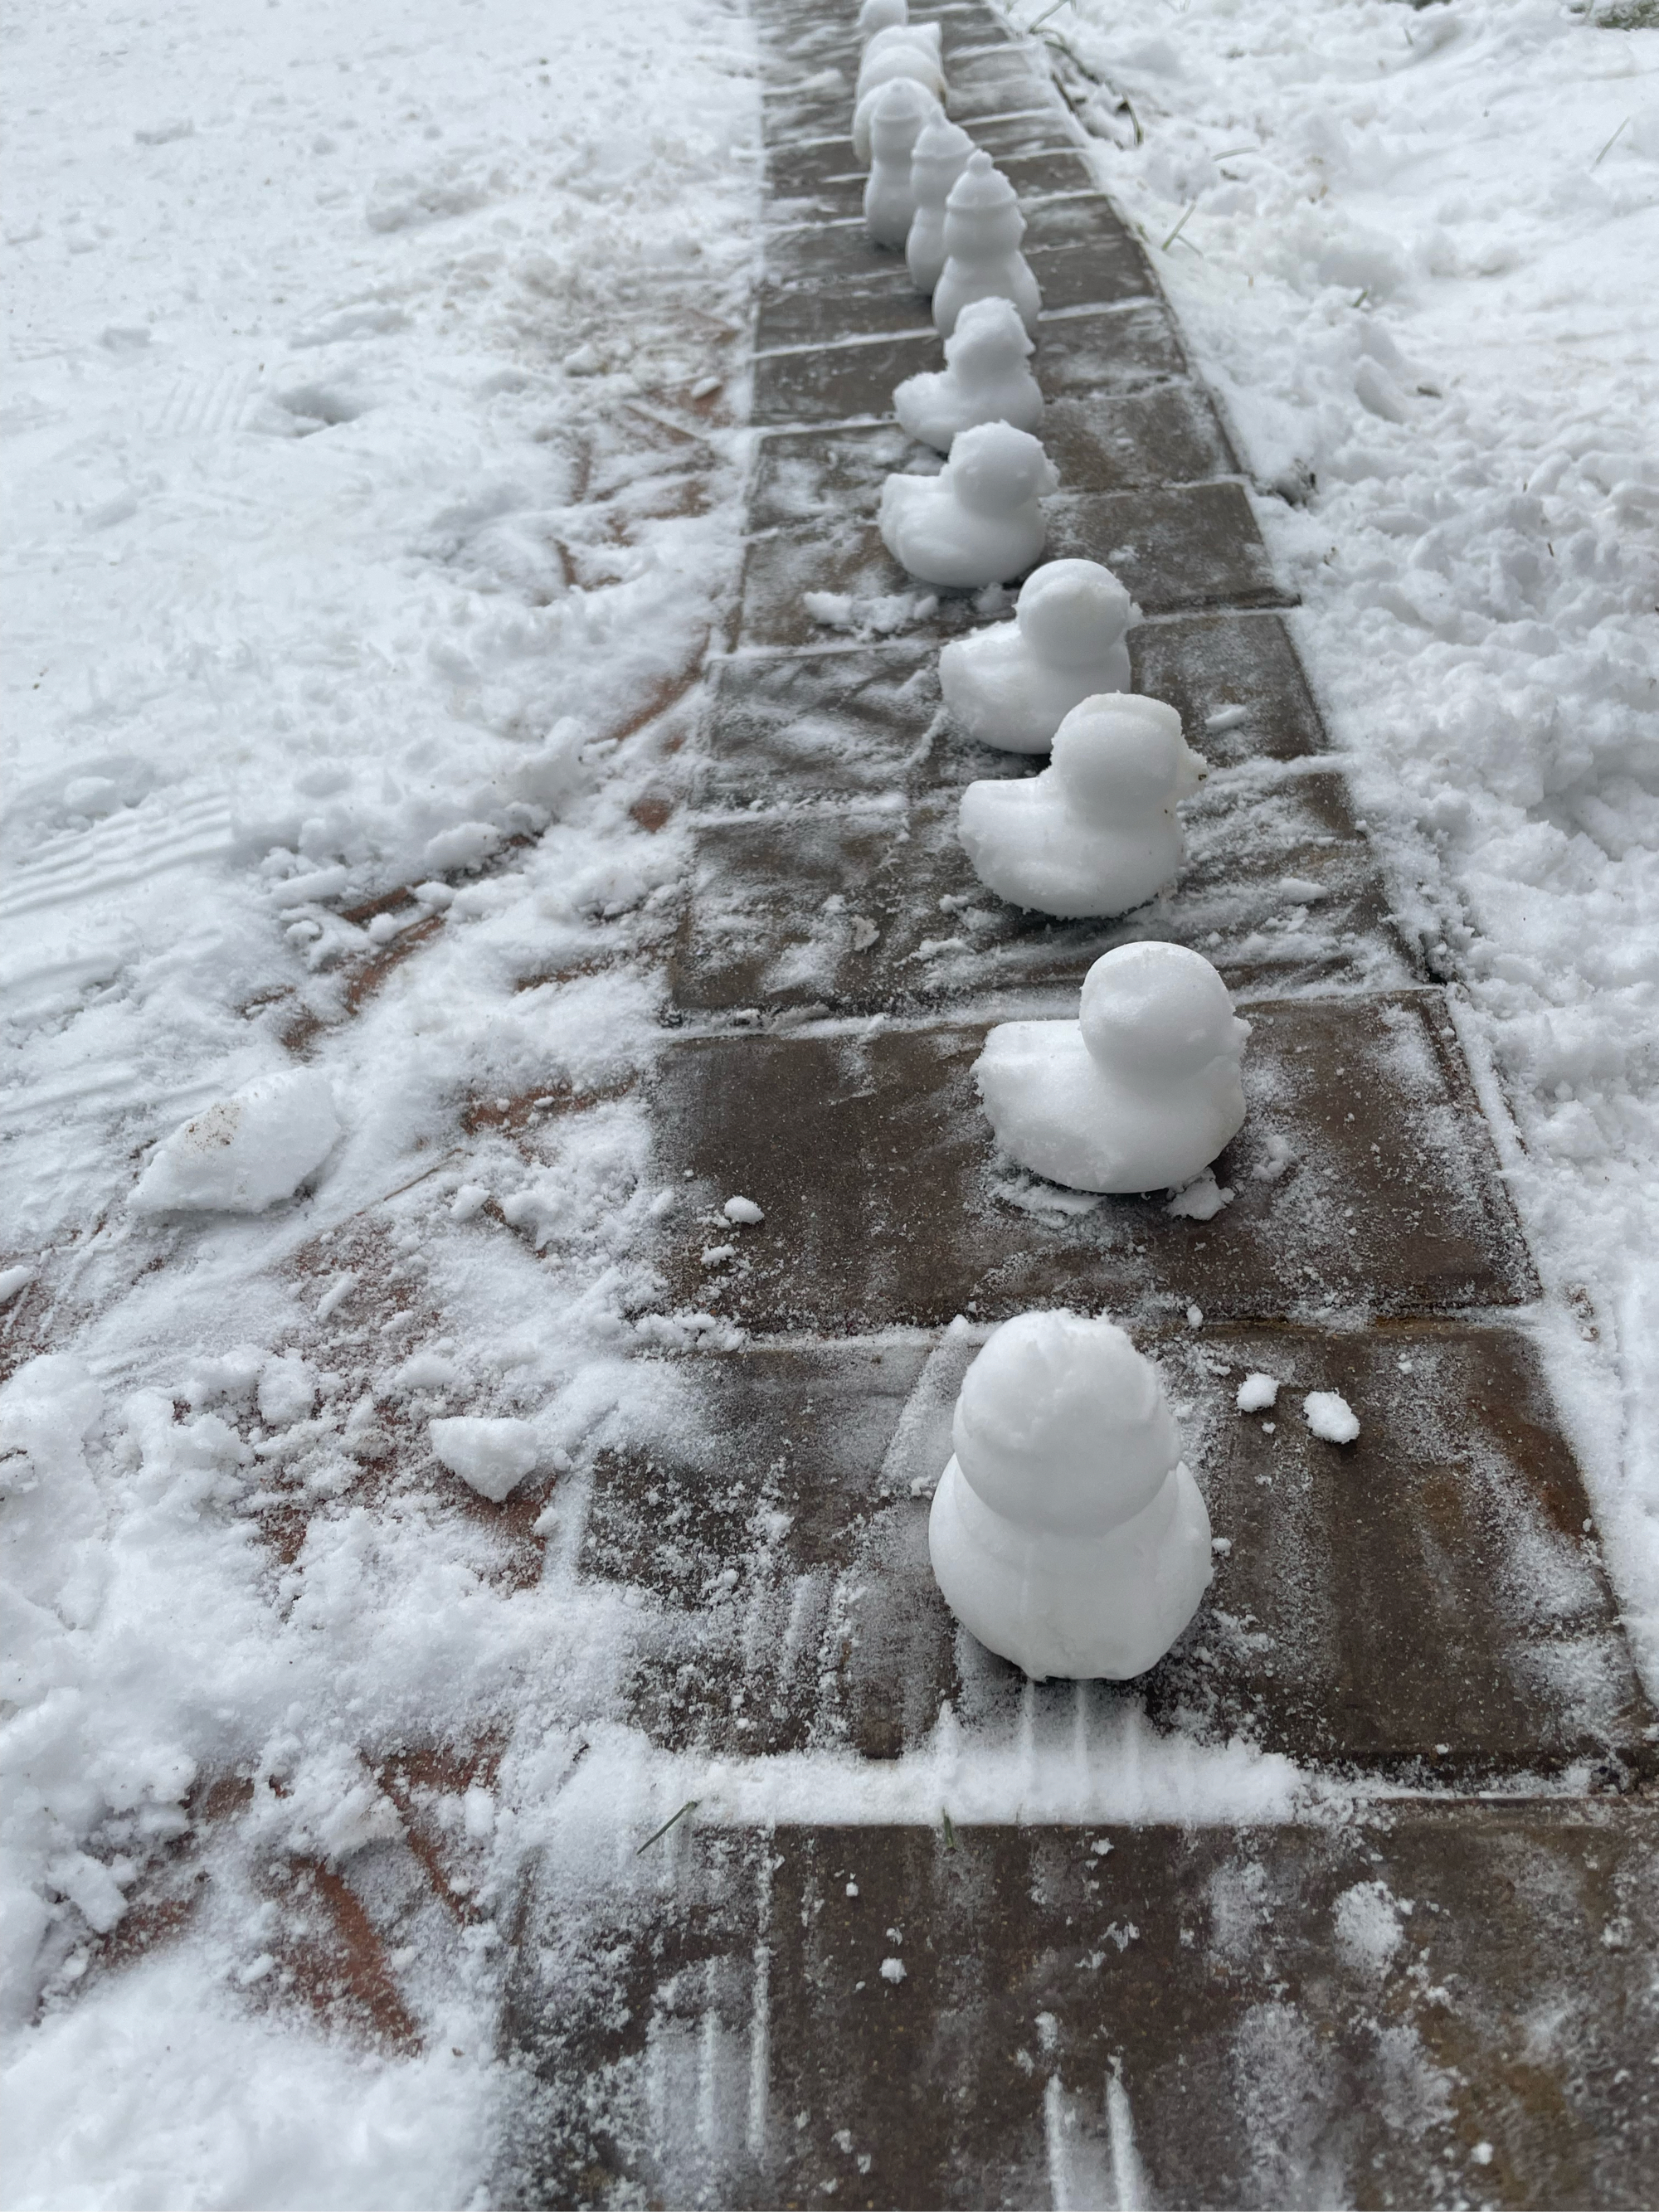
[1078,942,1250,1085]
[946,294,1033,381]
[854,23,943,102]
[943,150,1026,259]
[858,0,907,33]
[1051,694,1204,824]
[1015,559,1134,670]
[952,1310,1180,1537]
[947,421,1057,518]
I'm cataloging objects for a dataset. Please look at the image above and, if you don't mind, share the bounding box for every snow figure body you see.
[975,941,1249,1192]
[878,420,1057,588]
[905,117,976,293]
[852,26,944,161]
[932,152,1042,337]
[864,80,937,247]
[928,1310,1214,1680]
[939,558,1135,752]
[958,694,1207,917]
[894,295,1042,449]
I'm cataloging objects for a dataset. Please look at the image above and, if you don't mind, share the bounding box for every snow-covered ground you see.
[2,0,1656,2200]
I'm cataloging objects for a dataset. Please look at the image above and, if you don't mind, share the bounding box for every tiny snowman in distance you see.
[894,295,1042,449]
[974,941,1251,1194]
[905,116,976,294]
[939,557,1135,752]
[957,694,1208,919]
[932,151,1042,338]
[878,420,1057,588]
[864,79,939,248]
[928,1309,1214,1680]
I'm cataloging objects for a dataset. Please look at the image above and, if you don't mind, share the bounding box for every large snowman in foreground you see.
[929,1310,1213,1679]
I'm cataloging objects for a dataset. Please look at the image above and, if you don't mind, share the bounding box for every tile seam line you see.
[748,295,1160,360]
[708,603,1305,660]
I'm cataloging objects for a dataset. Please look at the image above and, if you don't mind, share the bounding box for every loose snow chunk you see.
[1303,1390,1360,1445]
[429,1415,540,1501]
[132,1071,340,1214]
[0,1266,35,1305]
[1166,1171,1234,1222]
[1236,1372,1280,1414]
[722,1195,765,1226]
[879,1957,907,1984]
[700,1243,737,1268]
[258,1355,316,1429]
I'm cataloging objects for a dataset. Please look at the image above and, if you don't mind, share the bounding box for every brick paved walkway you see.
[498,5,1658,2202]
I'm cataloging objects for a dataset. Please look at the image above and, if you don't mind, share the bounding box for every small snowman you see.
[939,558,1135,753]
[929,1309,1214,1680]
[958,694,1208,918]
[974,941,1250,1193]
[853,27,945,162]
[894,296,1043,450]
[878,420,1058,589]
[858,0,907,33]
[932,151,1042,338]
[864,79,938,248]
[905,117,976,294]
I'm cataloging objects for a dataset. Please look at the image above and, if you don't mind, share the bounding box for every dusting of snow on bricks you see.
[929,1310,1214,1679]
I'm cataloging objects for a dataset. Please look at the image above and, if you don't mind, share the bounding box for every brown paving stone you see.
[577,1325,1649,1776]
[648,991,1539,1328]
[752,300,1185,427]
[499,1805,1659,2210]
[670,774,1408,1014]
[738,479,1283,649]
[946,48,1053,121]
[696,617,1334,812]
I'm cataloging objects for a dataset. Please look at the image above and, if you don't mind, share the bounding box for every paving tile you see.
[498,1806,1659,2210]
[576,1322,1647,1773]
[738,479,1283,647]
[755,274,933,353]
[752,299,1185,427]
[648,991,1540,1328]
[697,618,1333,811]
[672,771,1408,1013]
[946,48,1054,121]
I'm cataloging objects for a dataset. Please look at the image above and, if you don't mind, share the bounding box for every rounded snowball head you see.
[1078,941,1245,1081]
[946,148,1017,213]
[870,73,937,133]
[952,1310,1180,1535]
[1053,695,1185,814]
[943,294,1033,372]
[1015,559,1133,668]
[948,421,1054,515]
[859,0,909,33]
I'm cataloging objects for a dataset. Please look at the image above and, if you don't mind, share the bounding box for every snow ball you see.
[131,1071,340,1215]
[1185,1304,1204,1329]
[1235,1372,1280,1414]
[722,1195,764,1226]
[429,1416,540,1502]
[1302,1390,1360,1445]
[257,1355,315,1430]
[878,1957,906,1984]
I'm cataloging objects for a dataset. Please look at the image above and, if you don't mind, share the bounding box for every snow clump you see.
[1303,1391,1360,1445]
[1236,1373,1280,1414]
[129,1071,340,1215]
[428,1416,542,1501]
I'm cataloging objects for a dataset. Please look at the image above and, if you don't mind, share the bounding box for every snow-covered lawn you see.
[2,0,1655,2200]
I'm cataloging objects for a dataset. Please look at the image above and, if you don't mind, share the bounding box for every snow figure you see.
[852,27,944,162]
[894,295,1042,450]
[938,558,1134,752]
[928,1309,1214,1680]
[858,0,908,33]
[905,117,976,293]
[932,151,1042,338]
[957,694,1207,918]
[878,420,1057,588]
[975,941,1250,1192]
[864,79,937,247]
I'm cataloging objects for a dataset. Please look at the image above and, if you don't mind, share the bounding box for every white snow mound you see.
[1236,1372,1280,1414]
[429,1415,541,1501]
[1303,1390,1360,1445]
[131,1071,340,1215]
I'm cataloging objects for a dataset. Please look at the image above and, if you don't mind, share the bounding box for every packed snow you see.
[957,693,1206,916]
[938,557,1136,750]
[975,943,1252,1191]
[1303,1390,1363,1446]
[863,77,940,246]
[904,115,978,292]
[928,1310,1214,1679]
[932,148,1044,334]
[894,291,1044,448]
[879,419,1057,585]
